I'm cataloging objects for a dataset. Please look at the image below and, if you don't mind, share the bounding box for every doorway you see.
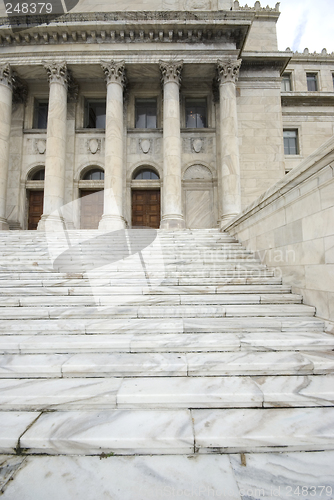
[80,190,104,229]
[132,189,160,229]
[28,190,44,230]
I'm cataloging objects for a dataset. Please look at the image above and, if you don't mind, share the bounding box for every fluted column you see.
[0,64,13,230]
[217,58,242,227]
[99,60,126,231]
[38,61,68,230]
[159,60,185,230]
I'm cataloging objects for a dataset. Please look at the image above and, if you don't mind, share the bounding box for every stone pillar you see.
[159,60,185,230]
[217,58,242,227]
[38,61,68,230]
[0,64,13,230]
[99,60,126,231]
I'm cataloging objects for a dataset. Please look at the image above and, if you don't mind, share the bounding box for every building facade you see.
[0,0,333,231]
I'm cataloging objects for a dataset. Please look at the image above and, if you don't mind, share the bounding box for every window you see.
[84,99,106,129]
[283,130,298,155]
[281,73,292,92]
[133,169,159,180]
[185,98,207,128]
[30,168,45,180]
[332,73,334,89]
[33,99,48,129]
[82,169,105,180]
[135,98,157,129]
[306,73,318,91]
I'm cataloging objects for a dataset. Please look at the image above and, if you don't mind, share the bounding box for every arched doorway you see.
[131,168,161,228]
[27,167,45,230]
[79,168,104,229]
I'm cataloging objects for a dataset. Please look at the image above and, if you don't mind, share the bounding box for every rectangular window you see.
[283,130,298,155]
[135,98,157,129]
[332,73,334,89]
[281,73,292,92]
[33,99,48,129]
[306,73,318,91]
[84,99,106,129]
[185,98,207,128]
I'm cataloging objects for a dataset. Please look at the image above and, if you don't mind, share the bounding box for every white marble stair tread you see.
[18,410,195,455]
[186,351,334,375]
[183,317,324,332]
[237,330,334,350]
[0,354,71,378]
[192,407,334,453]
[0,411,41,453]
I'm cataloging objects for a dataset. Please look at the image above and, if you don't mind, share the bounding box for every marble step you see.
[0,350,333,378]
[1,407,333,455]
[1,331,333,354]
[0,316,324,334]
[0,294,303,307]
[0,304,316,319]
[0,374,333,411]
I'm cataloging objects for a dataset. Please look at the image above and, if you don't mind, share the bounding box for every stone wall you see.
[224,136,334,330]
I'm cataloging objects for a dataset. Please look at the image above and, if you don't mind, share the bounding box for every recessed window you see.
[281,73,292,91]
[82,169,105,180]
[332,73,334,89]
[33,99,48,129]
[185,98,207,129]
[306,73,318,91]
[30,168,45,180]
[135,98,157,129]
[84,99,106,129]
[133,169,159,180]
[283,130,299,155]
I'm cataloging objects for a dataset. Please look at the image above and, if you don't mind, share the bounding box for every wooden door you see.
[80,190,104,229]
[28,190,44,230]
[132,190,160,228]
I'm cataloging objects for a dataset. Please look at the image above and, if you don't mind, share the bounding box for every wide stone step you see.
[0,374,333,411]
[0,350,333,378]
[1,331,333,354]
[1,407,333,455]
[0,304,316,319]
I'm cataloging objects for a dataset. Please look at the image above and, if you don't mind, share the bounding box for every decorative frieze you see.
[0,63,13,89]
[44,61,68,87]
[159,60,183,86]
[217,58,242,85]
[101,60,127,88]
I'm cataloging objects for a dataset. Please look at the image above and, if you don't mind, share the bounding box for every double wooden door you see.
[28,190,44,230]
[132,190,160,229]
[80,190,104,229]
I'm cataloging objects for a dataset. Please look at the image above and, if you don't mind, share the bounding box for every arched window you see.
[82,169,105,181]
[30,168,45,181]
[133,168,159,180]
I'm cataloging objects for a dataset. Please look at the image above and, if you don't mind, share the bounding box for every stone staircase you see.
[0,228,334,456]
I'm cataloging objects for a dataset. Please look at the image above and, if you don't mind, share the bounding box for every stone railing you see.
[223,136,334,331]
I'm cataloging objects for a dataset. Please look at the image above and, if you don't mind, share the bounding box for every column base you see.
[37,214,66,231]
[98,215,126,231]
[219,213,239,230]
[0,218,9,230]
[160,216,186,231]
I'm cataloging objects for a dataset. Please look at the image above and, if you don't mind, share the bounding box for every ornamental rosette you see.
[101,60,126,87]
[0,63,13,89]
[217,58,242,84]
[44,61,68,87]
[159,60,183,85]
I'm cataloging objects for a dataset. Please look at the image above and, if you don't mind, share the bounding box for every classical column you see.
[99,60,126,231]
[217,58,242,227]
[159,60,185,230]
[0,64,13,230]
[38,61,68,230]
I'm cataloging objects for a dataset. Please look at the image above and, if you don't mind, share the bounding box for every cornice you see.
[281,93,334,107]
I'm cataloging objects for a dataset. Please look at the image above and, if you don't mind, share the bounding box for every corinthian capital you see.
[44,61,68,87]
[0,63,13,90]
[159,60,183,85]
[101,60,126,87]
[217,58,241,85]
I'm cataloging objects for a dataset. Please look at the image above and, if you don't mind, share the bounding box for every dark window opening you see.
[33,100,48,129]
[83,169,105,180]
[283,130,298,155]
[135,98,157,129]
[84,99,106,129]
[185,98,207,129]
[31,168,45,181]
[281,73,292,91]
[306,73,318,91]
[133,169,159,180]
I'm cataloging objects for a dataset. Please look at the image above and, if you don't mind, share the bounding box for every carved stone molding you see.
[35,139,46,154]
[101,60,127,88]
[217,58,242,85]
[67,69,79,102]
[159,60,183,86]
[12,73,28,104]
[0,63,13,90]
[44,61,68,87]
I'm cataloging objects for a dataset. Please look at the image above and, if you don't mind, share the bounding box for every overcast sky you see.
[265,0,334,53]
